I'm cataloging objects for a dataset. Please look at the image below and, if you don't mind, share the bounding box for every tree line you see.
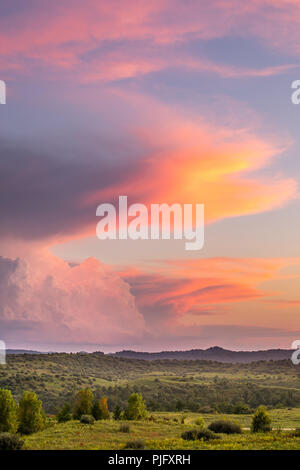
[0,387,147,435]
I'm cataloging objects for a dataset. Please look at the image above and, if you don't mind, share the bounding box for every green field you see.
[23,410,300,450]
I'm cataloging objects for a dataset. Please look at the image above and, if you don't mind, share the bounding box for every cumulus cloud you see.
[0,251,145,346]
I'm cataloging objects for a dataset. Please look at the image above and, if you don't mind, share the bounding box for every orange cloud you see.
[119,255,300,334]
[83,97,297,225]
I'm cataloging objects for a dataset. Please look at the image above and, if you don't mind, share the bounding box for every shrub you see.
[124,440,145,449]
[119,423,130,433]
[0,389,18,433]
[124,393,147,420]
[208,420,242,434]
[57,403,72,423]
[233,402,251,414]
[181,428,220,441]
[194,416,205,427]
[18,391,45,435]
[0,433,24,450]
[73,389,94,420]
[251,406,272,433]
[181,429,198,441]
[80,414,95,424]
[196,428,221,441]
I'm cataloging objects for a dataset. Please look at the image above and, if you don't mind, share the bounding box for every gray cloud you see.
[0,137,144,241]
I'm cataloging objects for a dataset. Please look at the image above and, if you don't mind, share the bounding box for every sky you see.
[0,0,300,352]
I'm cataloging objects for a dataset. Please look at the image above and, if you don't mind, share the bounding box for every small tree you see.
[113,404,122,421]
[73,389,94,420]
[100,397,110,420]
[92,401,102,420]
[251,406,272,433]
[18,391,45,435]
[124,393,147,420]
[57,403,72,423]
[0,389,18,433]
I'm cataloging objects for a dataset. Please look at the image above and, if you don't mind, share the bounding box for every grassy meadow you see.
[23,410,300,450]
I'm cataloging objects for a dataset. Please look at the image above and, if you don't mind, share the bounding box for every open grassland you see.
[24,412,300,450]
[155,408,300,429]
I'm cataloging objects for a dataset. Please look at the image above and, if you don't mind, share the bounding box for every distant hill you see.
[111,346,293,363]
[6,349,45,355]
[6,346,293,363]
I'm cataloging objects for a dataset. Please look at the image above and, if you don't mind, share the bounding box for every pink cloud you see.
[0,1,299,81]
[0,250,145,346]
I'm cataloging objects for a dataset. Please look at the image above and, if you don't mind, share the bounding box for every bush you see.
[196,428,221,441]
[194,416,205,427]
[124,393,147,420]
[208,420,242,434]
[119,423,131,433]
[0,389,18,433]
[181,429,198,441]
[80,414,95,424]
[124,440,145,449]
[289,428,300,437]
[181,428,220,441]
[18,391,45,435]
[233,402,251,414]
[251,406,272,433]
[57,403,72,423]
[0,433,24,450]
[73,389,94,420]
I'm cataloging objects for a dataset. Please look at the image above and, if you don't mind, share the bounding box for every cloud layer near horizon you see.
[0,250,299,350]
